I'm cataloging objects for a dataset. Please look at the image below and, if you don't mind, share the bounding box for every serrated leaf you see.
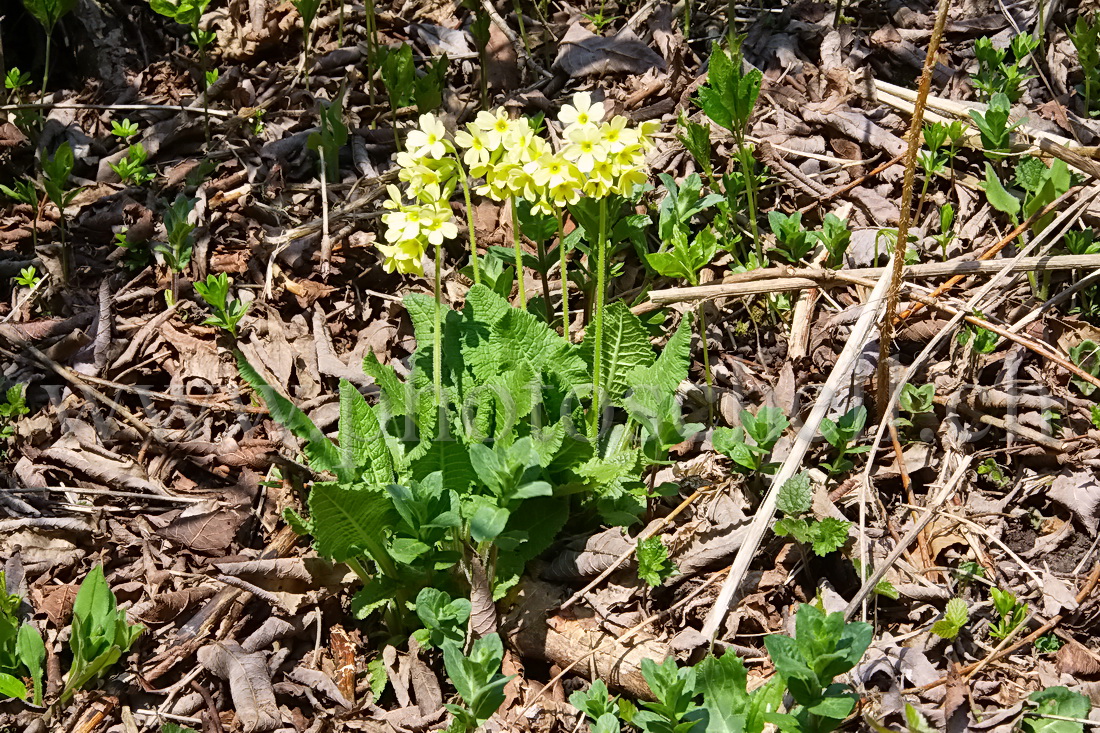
[362,352,408,416]
[309,482,398,577]
[776,472,812,516]
[808,517,851,556]
[338,380,393,485]
[636,536,677,587]
[582,301,655,405]
[624,316,691,411]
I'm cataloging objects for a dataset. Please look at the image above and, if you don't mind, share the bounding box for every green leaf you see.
[636,536,677,587]
[362,352,408,416]
[581,301,654,405]
[624,315,692,411]
[16,623,45,705]
[808,517,851,556]
[0,672,27,700]
[981,163,1022,221]
[776,472,812,516]
[694,653,751,733]
[338,380,394,484]
[1023,686,1092,733]
[65,565,143,701]
[236,352,340,474]
[308,482,399,577]
[931,598,968,640]
[22,0,78,33]
[442,634,512,724]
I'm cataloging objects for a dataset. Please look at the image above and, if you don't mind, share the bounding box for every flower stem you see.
[556,208,569,339]
[590,197,608,437]
[698,302,714,427]
[536,237,553,324]
[451,153,480,284]
[434,240,443,417]
[511,196,526,308]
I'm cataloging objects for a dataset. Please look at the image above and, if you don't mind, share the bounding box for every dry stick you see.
[0,102,237,118]
[843,457,972,620]
[833,270,1100,392]
[559,485,711,611]
[648,253,1100,303]
[896,186,1083,322]
[699,262,895,642]
[797,153,906,214]
[876,0,952,419]
[933,395,1064,451]
[910,561,1100,693]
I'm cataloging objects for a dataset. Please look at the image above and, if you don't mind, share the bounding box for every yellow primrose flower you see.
[584,158,614,198]
[377,237,427,275]
[382,203,425,243]
[473,108,516,151]
[421,202,458,245]
[527,153,579,190]
[454,124,491,167]
[548,180,582,207]
[563,124,608,173]
[599,116,633,153]
[615,165,648,194]
[636,119,660,150]
[405,113,449,159]
[558,92,605,128]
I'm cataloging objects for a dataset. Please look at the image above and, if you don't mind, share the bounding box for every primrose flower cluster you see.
[378,93,657,275]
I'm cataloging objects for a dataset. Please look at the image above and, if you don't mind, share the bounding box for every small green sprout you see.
[635,536,677,587]
[1068,340,1100,396]
[972,34,1038,103]
[768,210,815,263]
[773,472,852,556]
[4,68,33,93]
[976,458,1010,488]
[13,266,41,289]
[819,405,872,476]
[931,598,969,640]
[1033,633,1063,654]
[970,93,1021,160]
[932,203,956,260]
[308,89,348,184]
[989,587,1028,641]
[156,195,197,273]
[193,272,250,338]
[109,143,155,185]
[816,213,851,268]
[110,118,140,140]
[0,385,30,439]
[896,382,934,430]
[1070,15,1100,116]
[22,0,78,92]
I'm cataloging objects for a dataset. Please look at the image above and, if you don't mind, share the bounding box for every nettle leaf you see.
[236,352,340,474]
[931,598,969,640]
[636,536,677,587]
[776,472,812,516]
[582,301,655,405]
[808,517,850,556]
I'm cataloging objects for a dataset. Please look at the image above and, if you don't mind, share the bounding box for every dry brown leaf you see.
[1048,469,1100,532]
[156,502,247,554]
[553,24,666,78]
[198,641,282,732]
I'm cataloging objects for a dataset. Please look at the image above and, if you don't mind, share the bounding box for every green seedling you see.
[0,385,29,440]
[988,587,1027,641]
[970,93,1021,160]
[582,9,620,30]
[1066,228,1099,255]
[114,228,153,270]
[0,178,38,210]
[570,679,620,725]
[773,472,852,557]
[1068,339,1100,396]
[957,312,999,355]
[815,213,851,268]
[971,34,1039,103]
[110,118,139,140]
[156,195,197,274]
[1022,686,1092,733]
[677,113,714,183]
[763,604,873,733]
[853,558,900,600]
[695,39,764,261]
[1070,14,1100,117]
[635,535,677,587]
[379,44,449,120]
[13,266,41,289]
[412,588,469,650]
[60,565,144,702]
[895,382,934,430]
[148,0,214,138]
[193,272,250,338]
[976,458,1009,487]
[713,406,789,475]
[442,633,513,733]
[22,0,78,92]
[110,143,155,186]
[1091,405,1100,430]
[818,405,871,476]
[930,598,968,640]
[290,0,324,86]
[42,142,80,245]
[955,559,986,586]
[1033,634,1063,654]
[308,90,348,184]
[768,211,815,263]
[205,68,219,88]
[4,68,33,95]
[0,571,45,705]
[932,203,956,260]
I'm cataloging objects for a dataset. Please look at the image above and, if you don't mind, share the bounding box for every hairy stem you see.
[556,208,569,339]
[434,240,443,412]
[590,197,608,437]
[451,153,480,284]
[536,237,553,323]
[511,196,526,308]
